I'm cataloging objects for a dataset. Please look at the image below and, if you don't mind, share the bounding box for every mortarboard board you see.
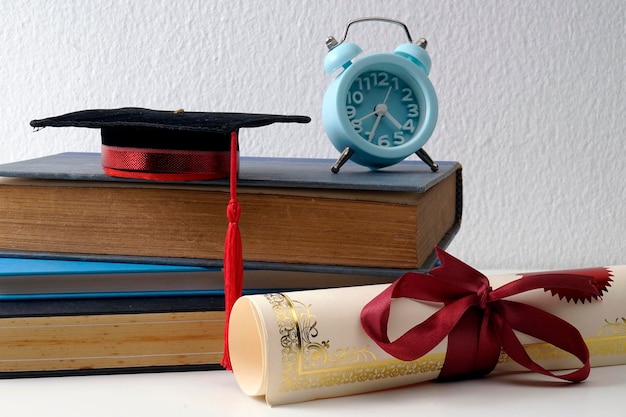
[30,107,311,181]
[30,107,311,369]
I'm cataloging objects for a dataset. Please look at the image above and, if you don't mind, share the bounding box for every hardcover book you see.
[0,257,397,376]
[0,294,226,376]
[0,153,462,272]
[0,257,398,299]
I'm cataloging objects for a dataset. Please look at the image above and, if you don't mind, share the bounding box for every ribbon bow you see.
[361,248,610,382]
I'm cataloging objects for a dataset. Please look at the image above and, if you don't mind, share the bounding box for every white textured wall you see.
[1,0,624,270]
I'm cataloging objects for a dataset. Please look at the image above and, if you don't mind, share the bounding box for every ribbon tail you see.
[492,273,601,301]
[361,283,477,361]
[498,300,590,382]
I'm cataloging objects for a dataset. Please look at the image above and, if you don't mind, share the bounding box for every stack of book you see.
[0,152,462,377]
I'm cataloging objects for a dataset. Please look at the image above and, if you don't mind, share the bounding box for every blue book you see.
[0,256,398,300]
[0,257,219,300]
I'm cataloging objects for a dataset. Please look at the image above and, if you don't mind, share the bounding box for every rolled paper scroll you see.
[229,250,626,406]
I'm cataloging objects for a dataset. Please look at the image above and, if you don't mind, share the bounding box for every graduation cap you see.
[30,107,311,181]
[30,107,311,369]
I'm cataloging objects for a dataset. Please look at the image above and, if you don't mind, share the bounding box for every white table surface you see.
[0,365,624,416]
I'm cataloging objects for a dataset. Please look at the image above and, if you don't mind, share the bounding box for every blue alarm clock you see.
[323,18,439,173]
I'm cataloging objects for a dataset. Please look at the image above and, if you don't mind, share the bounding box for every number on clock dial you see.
[346,70,420,147]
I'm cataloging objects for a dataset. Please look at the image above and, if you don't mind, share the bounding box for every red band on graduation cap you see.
[102,145,232,181]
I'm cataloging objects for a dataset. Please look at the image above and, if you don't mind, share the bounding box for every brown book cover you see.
[0,153,462,271]
[0,295,225,376]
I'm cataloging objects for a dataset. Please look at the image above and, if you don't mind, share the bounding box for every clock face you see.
[345,70,420,148]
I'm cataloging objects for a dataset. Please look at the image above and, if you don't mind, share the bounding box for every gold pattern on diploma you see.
[264,293,444,393]
[591,318,626,357]
[498,317,626,364]
[265,293,626,393]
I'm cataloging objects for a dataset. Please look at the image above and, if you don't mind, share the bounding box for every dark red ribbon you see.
[361,248,607,382]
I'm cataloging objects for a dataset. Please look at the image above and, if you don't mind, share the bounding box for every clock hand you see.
[368,112,383,141]
[355,110,377,123]
[382,86,392,104]
[356,88,392,124]
[384,111,403,129]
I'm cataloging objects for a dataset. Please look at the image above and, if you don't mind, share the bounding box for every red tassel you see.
[221,131,244,370]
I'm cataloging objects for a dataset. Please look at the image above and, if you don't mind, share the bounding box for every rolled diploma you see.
[229,266,626,406]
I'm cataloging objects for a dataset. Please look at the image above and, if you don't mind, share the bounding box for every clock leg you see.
[331,147,354,173]
[415,148,439,172]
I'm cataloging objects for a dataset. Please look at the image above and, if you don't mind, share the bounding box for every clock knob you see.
[324,41,363,74]
[394,41,432,75]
